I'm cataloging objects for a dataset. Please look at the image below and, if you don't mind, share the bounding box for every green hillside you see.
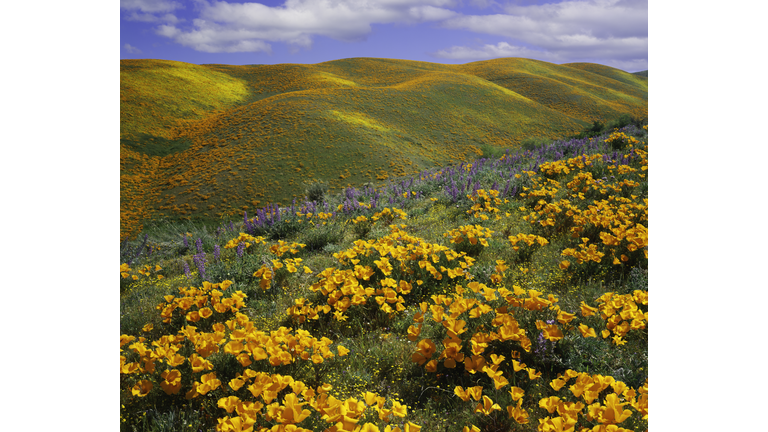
[120,57,647,241]
[120,123,649,432]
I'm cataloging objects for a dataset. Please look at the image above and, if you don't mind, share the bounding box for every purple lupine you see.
[195,238,204,255]
[182,234,189,249]
[236,242,245,259]
[213,244,221,262]
[193,252,207,281]
[183,260,191,279]
[244,217,253,234]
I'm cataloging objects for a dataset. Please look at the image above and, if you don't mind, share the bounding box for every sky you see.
[120,0,648,72]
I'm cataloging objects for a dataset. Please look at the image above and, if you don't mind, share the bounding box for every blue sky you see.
[120,0,648,72]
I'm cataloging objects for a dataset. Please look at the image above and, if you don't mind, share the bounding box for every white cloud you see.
[153,0,460,53]
[120,0,184,13]
[433,39,647,71]
[407,5,459,21]
[120,0,182,14]
[439,0,647,66]
[125,0,646,67]
[156,24,181,39]
[122,0,183,24]
[433,41,558,61]
[123,43,142,54]
[125,12,181,24]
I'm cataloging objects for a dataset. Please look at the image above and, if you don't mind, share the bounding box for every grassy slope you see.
[120,58,647,241]
[120,60,252,241]
[119,123,649,432]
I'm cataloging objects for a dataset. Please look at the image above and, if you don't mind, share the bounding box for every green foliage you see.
[304,180,329,203]
[125,404,206,432]
[121,134,193,157]
[520,136,551,151]
[569,114,648,140]
[606,113,635,131]
[299,222,344,251]
[478,143,510,159]
[351,218,374,239]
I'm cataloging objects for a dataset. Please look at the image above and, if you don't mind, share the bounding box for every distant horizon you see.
[121,55,648,74]
[121,0,648,73]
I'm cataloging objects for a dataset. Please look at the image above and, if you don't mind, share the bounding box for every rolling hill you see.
[120,57,647,241]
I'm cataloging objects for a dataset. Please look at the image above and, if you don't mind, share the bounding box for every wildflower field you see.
[120,117,649,432]
[120,57,648,242]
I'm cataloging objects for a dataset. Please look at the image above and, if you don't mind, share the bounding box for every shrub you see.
[520,136,551,151]
[478,143,509,159]
[304,180,328,203]
[605,113,634,131]
[299,222,343,251]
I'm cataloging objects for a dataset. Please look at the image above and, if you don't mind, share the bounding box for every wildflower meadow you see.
[120,57,648,243]
[121,116,649,432]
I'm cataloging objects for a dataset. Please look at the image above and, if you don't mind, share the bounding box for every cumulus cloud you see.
[433,41,559,61]
[123,43,142,54]
[125,12,181,23]
[122,0,646,68]
[121,0,183,25]
[152,0,460,53]
[438,0,647,67]
[120,0,182,14]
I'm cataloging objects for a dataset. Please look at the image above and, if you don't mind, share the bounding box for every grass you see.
[120,57,648,243]
[120,120,648,432]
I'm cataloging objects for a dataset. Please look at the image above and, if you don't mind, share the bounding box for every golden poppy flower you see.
[131,379,153,397]
[229,377,246,392]
[550,377,568,391]
[526,367,541,380]
[454,386,471,402]
[507,400,529,424]
[474,395,501,415]
[602,393,633,424]
[539,396,562,414]
[392,400,408,418]
[404,422,421,432]
[578,324,597,338]
[160,369,182,395]
[218,396,241,414]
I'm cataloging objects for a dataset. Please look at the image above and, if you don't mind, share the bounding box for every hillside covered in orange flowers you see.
[120,57,647,241]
